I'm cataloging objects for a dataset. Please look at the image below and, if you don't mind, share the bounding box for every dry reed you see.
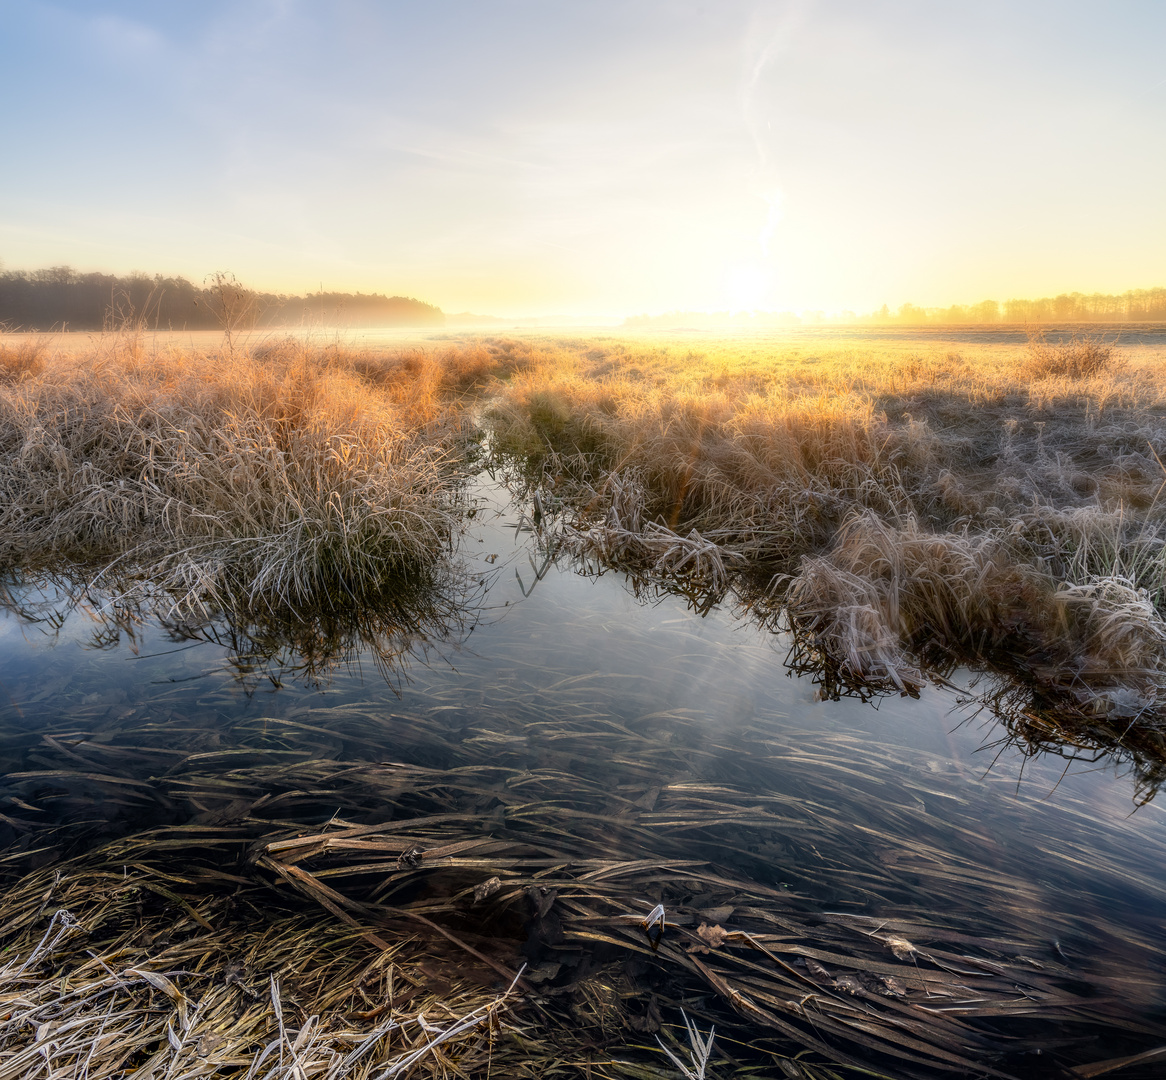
[5,706,1166,1079]
[0,337,47,383]
[1023,330,1119,380]
[475,332,1166,751]
[0,337,475,620]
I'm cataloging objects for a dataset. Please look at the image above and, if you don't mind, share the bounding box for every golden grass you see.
[5,328,1166,749]
[9,329,1166,1075]
[0,336,477,620]
[0,337,47,383]
[477,331,1166,745]
[1023,329,1120,379]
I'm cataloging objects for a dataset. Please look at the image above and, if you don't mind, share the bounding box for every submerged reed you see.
[5,715,1166,1078]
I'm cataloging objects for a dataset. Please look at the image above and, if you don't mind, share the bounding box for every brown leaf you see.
[805,958,831,981]
[884,935,916,961]
[527,962,561,985]
[879,975,908,997]
[473,876,502,903]
[833,975,864,996]
[696,922,729,948]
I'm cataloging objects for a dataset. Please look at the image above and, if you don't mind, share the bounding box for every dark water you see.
[2,478,1166,1073]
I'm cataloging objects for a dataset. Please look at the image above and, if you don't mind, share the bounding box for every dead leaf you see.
[884,935,916,960]
[833,975,864,995]
[879,976,907,997]
[696,922,729,948]
[805,958,831,981]
[527,962,561,985]
[126,967,189,1030]
[473,876,502,903]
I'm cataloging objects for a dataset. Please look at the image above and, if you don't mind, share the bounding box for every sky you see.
[1,0,1164,317]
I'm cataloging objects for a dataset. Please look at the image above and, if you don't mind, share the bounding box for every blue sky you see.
[1,1,1163,315]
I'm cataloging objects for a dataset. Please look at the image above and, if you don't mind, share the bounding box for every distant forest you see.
[881,287,1166,324]
[626,288,1166,330]
[0,266,444,331]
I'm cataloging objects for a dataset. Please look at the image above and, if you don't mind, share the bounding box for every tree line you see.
[0,266,445,331]
[879,287,1166,324]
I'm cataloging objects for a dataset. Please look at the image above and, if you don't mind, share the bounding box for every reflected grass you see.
[0,560,480,694]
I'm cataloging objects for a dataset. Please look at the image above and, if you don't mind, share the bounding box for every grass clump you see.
[0,338,474,618]
[0,335,47,382]
[477,332,1166,752]
[782,513,1166,732]
[1024,329,1119,379]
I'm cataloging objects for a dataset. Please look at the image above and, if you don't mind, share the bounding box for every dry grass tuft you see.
[474,332,1166,749]
[782,513,1166,718]
[0,337,48,383]
[1023,330,1119,379]
[0,339,475,618]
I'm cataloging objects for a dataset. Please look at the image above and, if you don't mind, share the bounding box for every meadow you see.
[3,326,1166,1078]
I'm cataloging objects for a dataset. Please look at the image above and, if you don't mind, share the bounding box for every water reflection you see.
[551,543,1166,807]
[0,559,481,691]
[2,483,1166,1074]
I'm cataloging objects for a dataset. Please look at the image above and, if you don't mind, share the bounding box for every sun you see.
[723,262,773,312]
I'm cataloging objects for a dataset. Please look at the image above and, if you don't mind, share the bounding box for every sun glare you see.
[723,262,773,312]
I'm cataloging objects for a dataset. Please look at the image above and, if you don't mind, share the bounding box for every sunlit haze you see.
[1,1,1163,317]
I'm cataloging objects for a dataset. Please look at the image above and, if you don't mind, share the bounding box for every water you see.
[2,478,1166,1074]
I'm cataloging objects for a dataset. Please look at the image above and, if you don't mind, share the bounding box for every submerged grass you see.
[0,855,529,1080]
[4,667,1166,1079]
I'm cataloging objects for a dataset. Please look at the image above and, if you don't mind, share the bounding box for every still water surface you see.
[2,480,1165,1070]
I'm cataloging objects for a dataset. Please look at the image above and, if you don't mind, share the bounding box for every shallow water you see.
[2,478,1166,1072]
